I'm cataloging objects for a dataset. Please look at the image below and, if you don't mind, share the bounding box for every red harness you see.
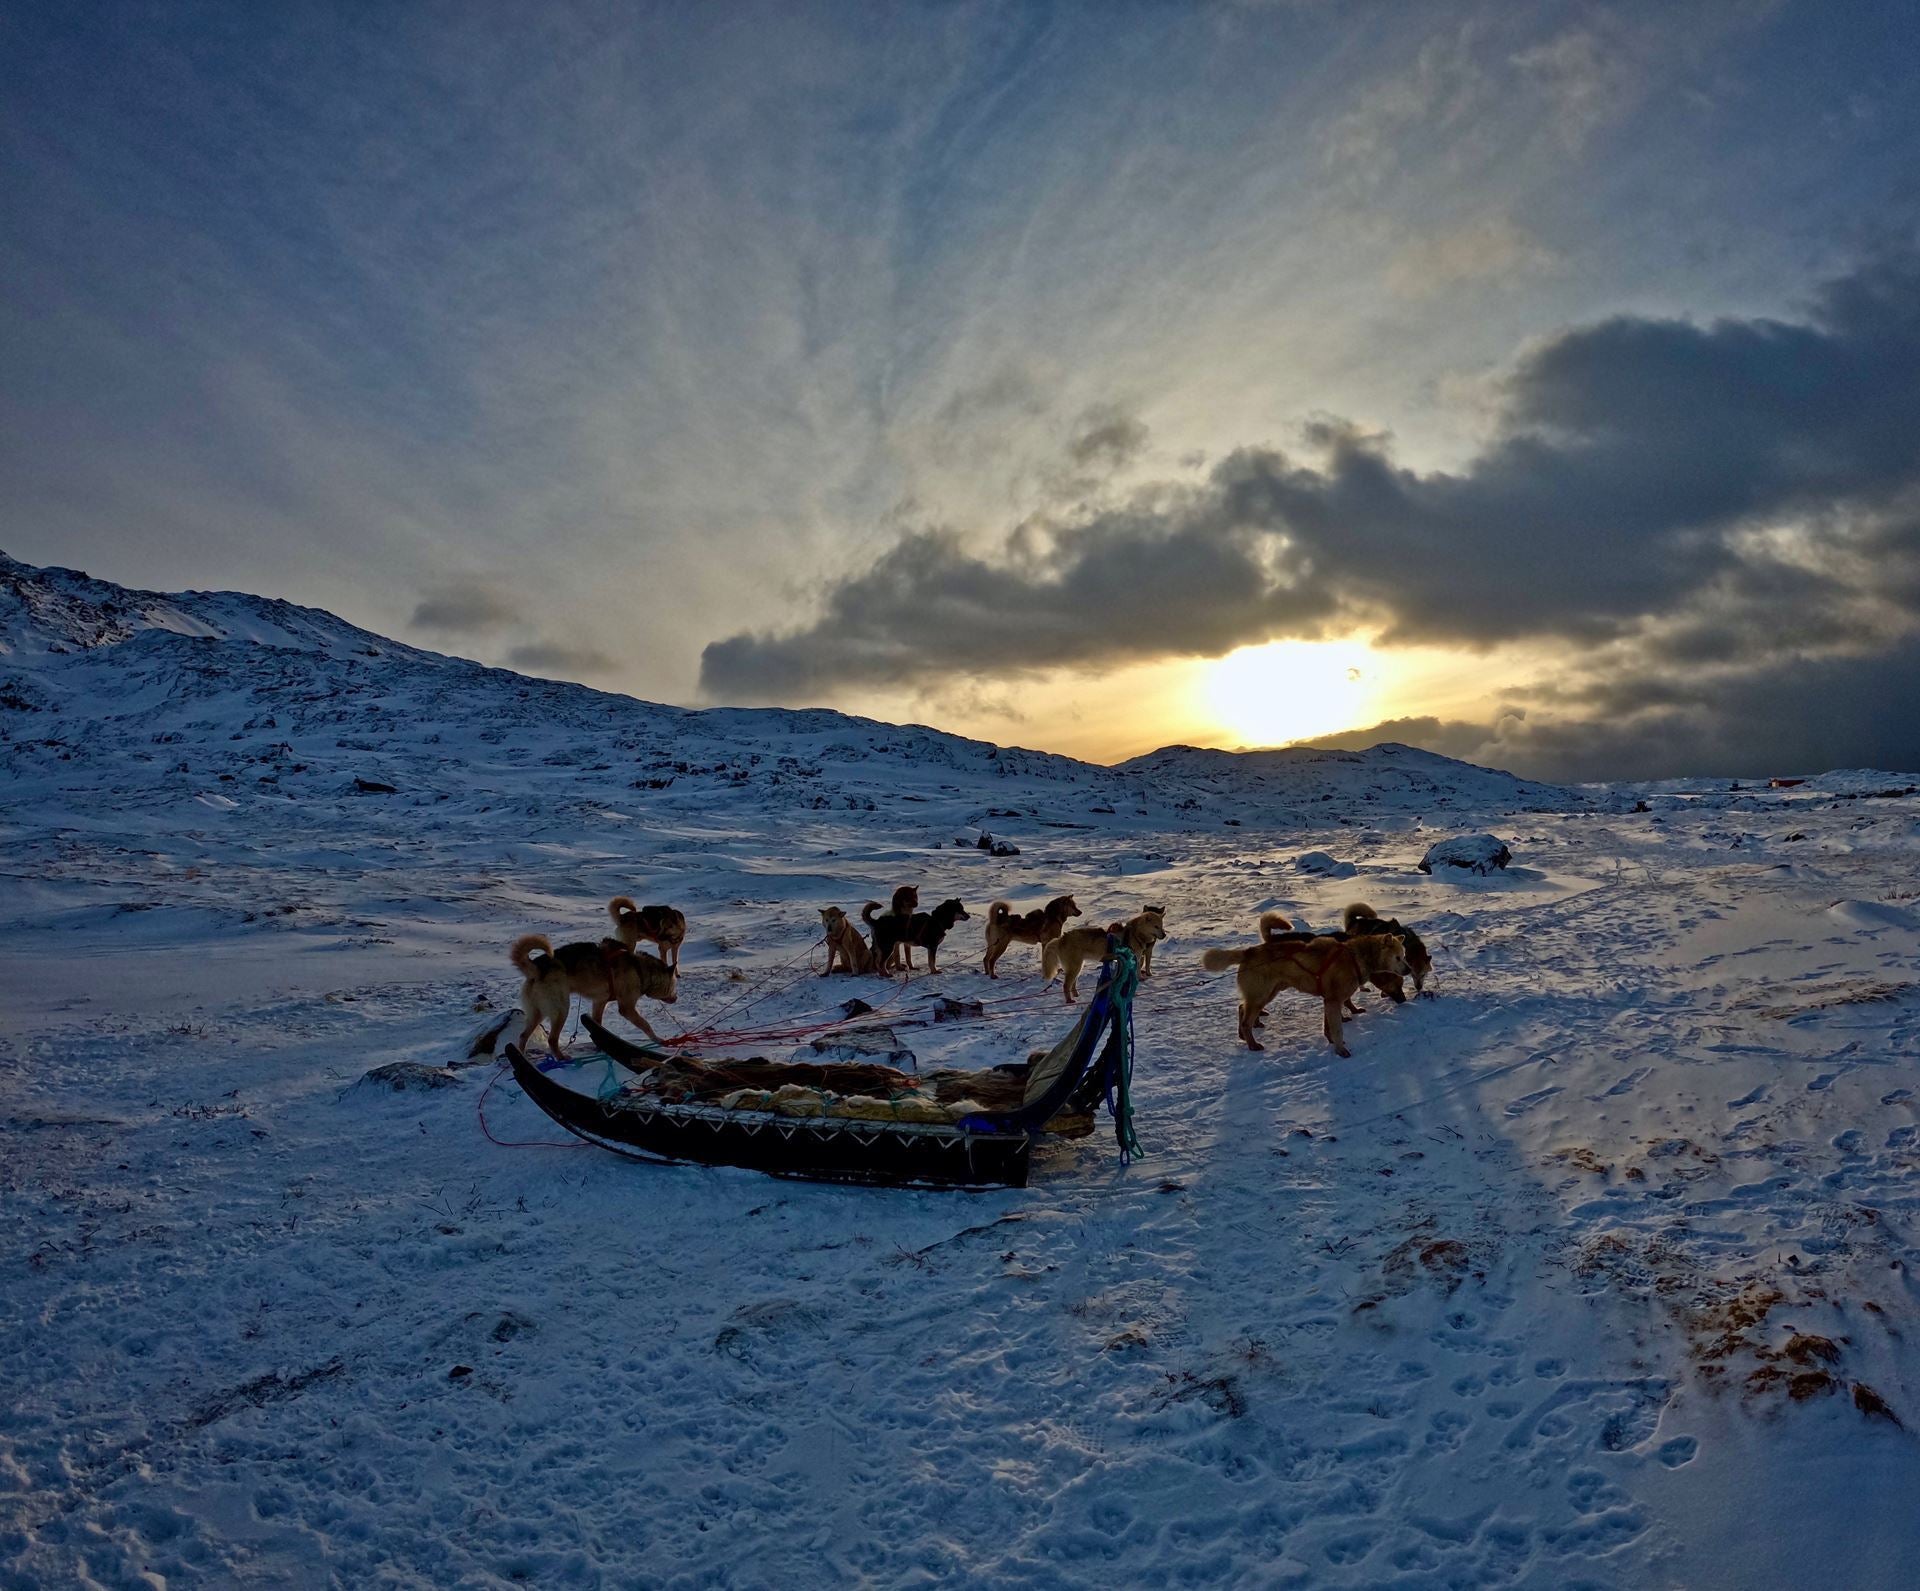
[1274,940,1360,999]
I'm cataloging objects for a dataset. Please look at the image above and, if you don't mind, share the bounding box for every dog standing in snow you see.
[982,895,1081,978]
[1342,901,1434,994]
[868,897,969,974]
[1202,916,1408,1055]
[607,896,687,969]
[511,933,678,1057]
[861,886,923,969]
[1044,907,1168,1002]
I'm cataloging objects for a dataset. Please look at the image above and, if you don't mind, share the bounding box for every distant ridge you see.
[1,550,1585,823]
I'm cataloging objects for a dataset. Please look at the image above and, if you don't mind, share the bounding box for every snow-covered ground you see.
[5,552,1919,1588]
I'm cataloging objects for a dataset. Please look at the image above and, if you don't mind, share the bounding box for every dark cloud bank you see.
[701,249,1920,781]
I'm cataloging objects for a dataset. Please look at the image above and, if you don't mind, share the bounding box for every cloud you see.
[410,577,517,634]
[505,640,618,676]
[1064,405,1150,472]
[1303,627,1920,782]
[702,248,1920,721]
[1384,215,1557,299]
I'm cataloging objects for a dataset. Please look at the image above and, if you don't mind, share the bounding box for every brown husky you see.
[608,896,687,969]
[1043,907,1168,1003]
[819,906,877,975]
[511,933,678,1057]
[1343,901,1434,994]
[1201,918,1408,1055]
[982,895,1080,978]
[1258,912,1406,1015]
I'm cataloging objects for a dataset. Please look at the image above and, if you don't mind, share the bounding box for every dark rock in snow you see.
[353,776,398,794]
[357,1062,462,1092]
[1419,834,1512,874]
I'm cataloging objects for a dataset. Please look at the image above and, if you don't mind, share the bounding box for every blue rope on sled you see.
[1101,946,1144,1164]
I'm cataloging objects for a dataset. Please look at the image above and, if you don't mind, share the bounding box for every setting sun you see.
[1198,638,1381,748]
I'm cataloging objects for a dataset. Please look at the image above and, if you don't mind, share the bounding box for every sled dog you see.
[819,905,877,976]
[1342,901,1433,994]
[869,897,969,974]
[1043,907,1168,1003]
[1201,920,1408,1056]
[512,933,678,1057]
[983,895,1081,978]
[608,896,688,969]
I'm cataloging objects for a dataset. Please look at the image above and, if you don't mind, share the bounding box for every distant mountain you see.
[1118,742,1579,813]
[0,552,1588,834]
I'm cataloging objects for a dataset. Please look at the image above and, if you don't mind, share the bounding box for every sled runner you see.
[502,945,1143,1188]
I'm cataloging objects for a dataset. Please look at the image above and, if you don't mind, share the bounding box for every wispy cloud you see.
[705,247,1920,772]
[1,0,1902,775]
[410,577,517,634]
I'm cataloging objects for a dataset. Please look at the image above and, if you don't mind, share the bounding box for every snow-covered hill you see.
[0,550,1594,846]
[5,550,1920,1588]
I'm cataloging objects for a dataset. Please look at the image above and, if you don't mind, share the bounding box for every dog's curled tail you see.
[1258,912,1294,942]
[861,901,884,927]
[988,899,1014,927]
[608,895,638,926]
[510,933,553,975]
[1201,946,1248,973]
[1341,901,1379,933]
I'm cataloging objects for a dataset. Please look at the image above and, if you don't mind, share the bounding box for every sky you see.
[4,0,1919,781]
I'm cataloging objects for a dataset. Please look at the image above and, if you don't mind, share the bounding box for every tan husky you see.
[1043,907,1168,1003]
[982,895,1080,978]
[512,933,678,1057]
[819,906,877,975]
[608,897,687,968]
[1201,916,1407,1056]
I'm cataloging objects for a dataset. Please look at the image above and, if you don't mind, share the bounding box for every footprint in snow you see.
[1807,1073,1838,1092]
[1727,1085,1770,1108]
[1505,1087,1563,1117]
[1594,1068,1652,1100]
[1884,1088,1914,1106]
[1656,1435,1699,1469]
[1888,1125,1916,1150]
[1835,1129,1865,1154]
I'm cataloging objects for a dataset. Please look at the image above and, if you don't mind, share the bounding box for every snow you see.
[5,551,1920,1587]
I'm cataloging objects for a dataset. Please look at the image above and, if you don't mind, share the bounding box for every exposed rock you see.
[1419,834,1512,874]
[357,1061,462,1092]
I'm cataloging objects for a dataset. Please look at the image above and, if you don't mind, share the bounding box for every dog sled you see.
[503,947,1143,1188]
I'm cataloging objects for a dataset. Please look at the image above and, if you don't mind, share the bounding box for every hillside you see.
[5,550,1919,1588]
[0,550,1590,844]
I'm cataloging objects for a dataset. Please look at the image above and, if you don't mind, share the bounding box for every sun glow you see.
[1198,638,1381,748]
